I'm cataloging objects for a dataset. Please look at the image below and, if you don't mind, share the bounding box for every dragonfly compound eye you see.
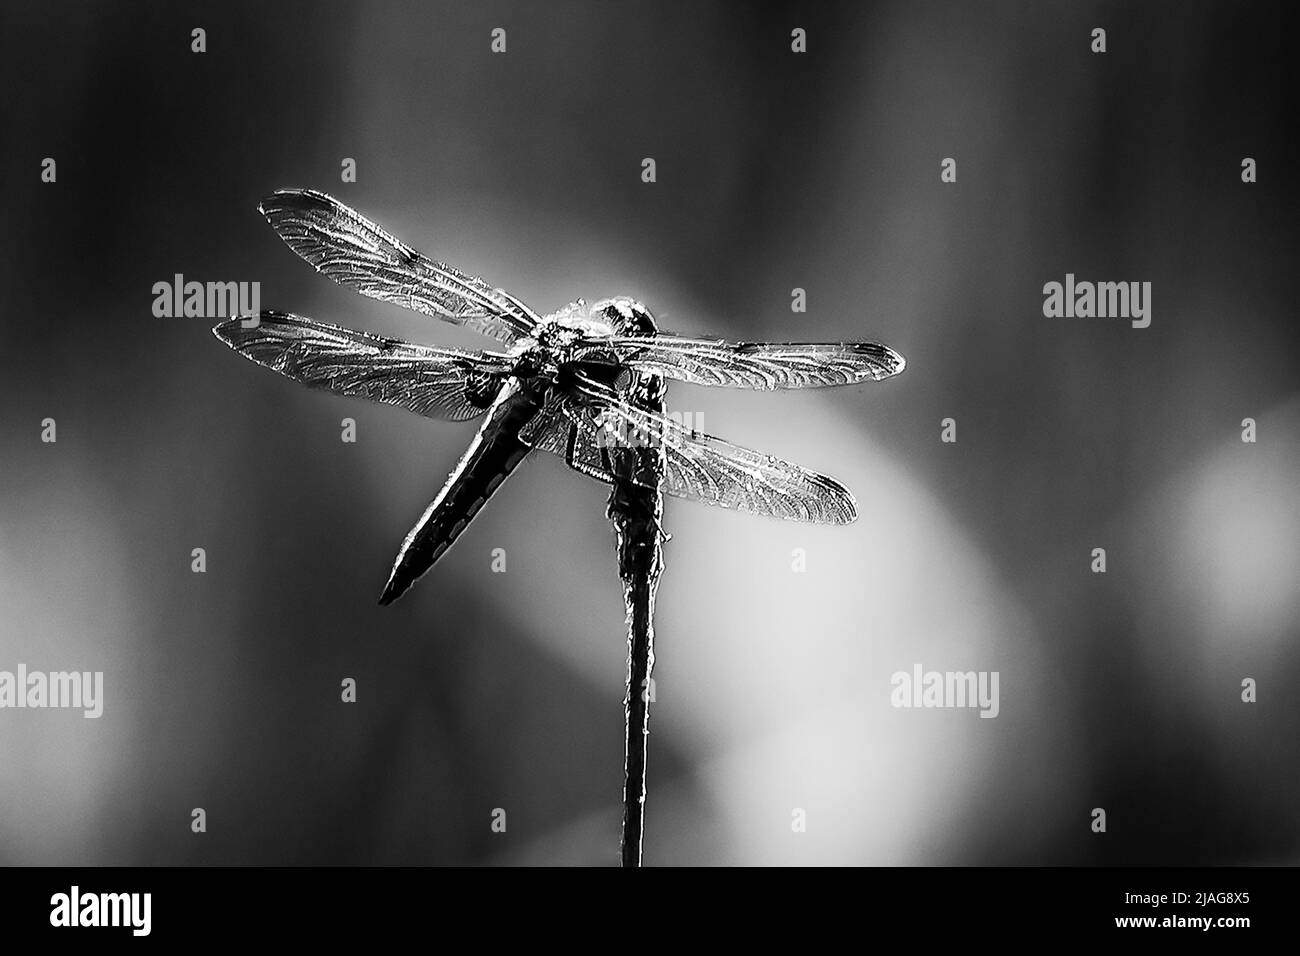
[612,367,634,391]
[597,297,658,336]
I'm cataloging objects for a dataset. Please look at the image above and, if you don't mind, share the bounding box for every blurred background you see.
[0,0,1296,865]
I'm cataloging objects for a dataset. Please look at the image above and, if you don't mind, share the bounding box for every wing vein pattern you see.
[213,311,511,422]
[259,189,540,345]
[557,375,857,524]
[578,335,905,389]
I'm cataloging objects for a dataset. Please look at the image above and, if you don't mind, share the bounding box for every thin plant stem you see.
[607,375,666,867]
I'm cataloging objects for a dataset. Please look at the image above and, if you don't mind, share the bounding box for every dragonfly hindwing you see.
[517,391,615,485]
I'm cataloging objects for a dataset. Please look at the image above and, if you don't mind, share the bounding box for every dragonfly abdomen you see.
[377,380,543,604]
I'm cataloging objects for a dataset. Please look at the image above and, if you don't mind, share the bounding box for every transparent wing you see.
[552,375,857,524]
[517,391,614,484]
[575,334,905,389]
[212,311,512,422]
[258,189,542,345]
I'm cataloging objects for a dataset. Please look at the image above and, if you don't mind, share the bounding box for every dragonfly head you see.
[591,296,658,338]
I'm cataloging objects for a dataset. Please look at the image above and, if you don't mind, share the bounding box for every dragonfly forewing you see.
[259,189,542,345]
[576,335,905,389]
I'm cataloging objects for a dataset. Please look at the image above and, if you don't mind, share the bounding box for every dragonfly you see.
[212,189,905,604]
[213,188,905,865]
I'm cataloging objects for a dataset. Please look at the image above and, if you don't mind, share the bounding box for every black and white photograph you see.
[0,0,1295,938]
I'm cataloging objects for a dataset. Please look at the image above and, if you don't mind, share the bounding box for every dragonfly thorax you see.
[509,336,637,398]
[511,296,659,386]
